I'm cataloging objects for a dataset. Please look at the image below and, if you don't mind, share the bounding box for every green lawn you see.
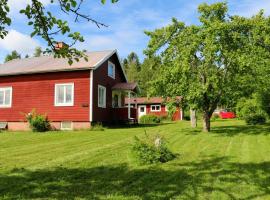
[0,120,270,200]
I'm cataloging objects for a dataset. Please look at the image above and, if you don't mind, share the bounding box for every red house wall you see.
[92,54,127,122]
[0,70,90,122]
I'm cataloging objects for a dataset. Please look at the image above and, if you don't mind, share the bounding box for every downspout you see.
[90,69,94,122]
[128,91,131,119]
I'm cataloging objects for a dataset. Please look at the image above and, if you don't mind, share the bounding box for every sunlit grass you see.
[0,120,269,199]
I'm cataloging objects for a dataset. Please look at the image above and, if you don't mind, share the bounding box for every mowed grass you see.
[0,120,270,200]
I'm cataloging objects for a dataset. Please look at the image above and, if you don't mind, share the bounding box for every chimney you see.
[55,42,69,50]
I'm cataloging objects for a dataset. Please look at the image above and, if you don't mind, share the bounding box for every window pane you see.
[98,88,102,105]
[108,64,114,77]
[65,85,72,103]
[4,90,11,105]
[0,91,4,105]
[57,85,65,104]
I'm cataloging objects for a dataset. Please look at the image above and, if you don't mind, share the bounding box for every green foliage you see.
[139,114,161,124]
[138,56,161,96]
[0,0,117,64]
[33,47,43,57]
[131,134,176,164]
[4,50,21,63]
[90,123,105,131]
[123,52,141,83]
[236,95,267,119]
[26,110,51,132]
[145,2,270,132]
[236,94,268,125]
[245,114,266,125]
[165,101,177,120]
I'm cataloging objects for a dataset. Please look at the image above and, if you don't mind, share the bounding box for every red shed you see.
[125,97,183,121]
[0,50,139,130]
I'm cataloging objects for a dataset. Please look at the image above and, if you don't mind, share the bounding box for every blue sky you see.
[0,0,270,63]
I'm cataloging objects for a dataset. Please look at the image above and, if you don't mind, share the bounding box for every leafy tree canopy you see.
[145,2,270,132]
[4,50,21,63]
[0,0,118,64]
[34,46,43,57]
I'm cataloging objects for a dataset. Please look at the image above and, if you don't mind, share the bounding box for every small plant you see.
[211,113,220,121]
[26,109,51,132]
[165,101,177,120]
[131,133,176,164]
[245,114,266,125]
[139,114,161,124]
[90,122,105,131]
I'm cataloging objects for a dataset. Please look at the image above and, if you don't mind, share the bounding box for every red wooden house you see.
[0,49,139,130]
[125,97,183,121]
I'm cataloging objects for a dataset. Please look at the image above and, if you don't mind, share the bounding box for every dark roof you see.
[125,96,182,105]
[0,50,119,77]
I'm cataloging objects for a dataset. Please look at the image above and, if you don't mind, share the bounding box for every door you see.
[138,105,146,118]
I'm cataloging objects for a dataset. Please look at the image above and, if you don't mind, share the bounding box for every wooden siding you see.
[92,54,127,122]
[0,70,90,122]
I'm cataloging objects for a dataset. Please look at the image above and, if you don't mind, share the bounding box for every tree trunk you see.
[202,111,211,132]
[190,109,197,128]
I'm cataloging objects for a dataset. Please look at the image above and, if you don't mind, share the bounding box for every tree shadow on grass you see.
[211,123,270,136]
[0,157,269,199]
[107,122,173,129]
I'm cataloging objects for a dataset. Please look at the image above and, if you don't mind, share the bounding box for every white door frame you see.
[138,105,147,118]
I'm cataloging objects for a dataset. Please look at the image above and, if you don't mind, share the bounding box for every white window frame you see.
[0,87,12,108]
[98,85,106,108]
[151,105,161,112]
[54,83,74,107]
[60,121,73,130]
[108,61,115,79]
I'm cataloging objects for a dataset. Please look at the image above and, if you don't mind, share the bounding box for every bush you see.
[245,114,266,125]
[131,134,176,164]
[139,114,161,124]
[211,113,220,121]
[236,96,265,119]
[90,123,105,131]
[26,110,51,132]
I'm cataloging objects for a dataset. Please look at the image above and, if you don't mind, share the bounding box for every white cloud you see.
[8,0,51,11]
[0,29,40,55]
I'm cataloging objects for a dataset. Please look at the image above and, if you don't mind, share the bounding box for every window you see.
[151,105,161,112]
[61,121,73,130]
[55,83,74,106]
[108,61,115,79]
[0,87,12,108]
[98,85,106,108]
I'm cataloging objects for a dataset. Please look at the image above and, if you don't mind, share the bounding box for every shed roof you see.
[112,83,140,93]
[0,50,116,76]
[125,96,182,105]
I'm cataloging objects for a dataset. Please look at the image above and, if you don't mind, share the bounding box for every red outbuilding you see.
[0,49,139,130]
[125,97,183,121]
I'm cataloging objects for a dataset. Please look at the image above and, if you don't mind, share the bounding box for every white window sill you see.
[0,105,12,108]
[55,104,74,107]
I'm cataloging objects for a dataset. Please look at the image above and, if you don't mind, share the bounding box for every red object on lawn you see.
[220,111,236,119]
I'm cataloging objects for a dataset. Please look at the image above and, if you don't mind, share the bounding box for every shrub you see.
[236,96,265,119]
[139,114,160,124]
[165,101,177,120]
[90,123,105,131]
[245,114,266,125]
[131,133,176,164]
[26,110,51,132]
[211,113,220,121]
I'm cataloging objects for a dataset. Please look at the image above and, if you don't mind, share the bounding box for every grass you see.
[0,120,270,199]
